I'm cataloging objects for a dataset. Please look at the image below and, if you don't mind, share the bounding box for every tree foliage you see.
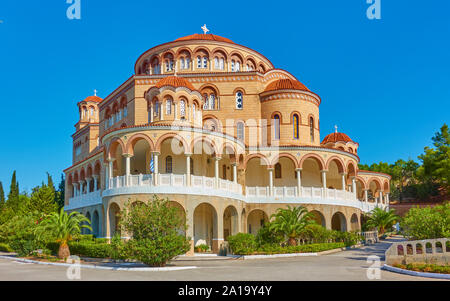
[359,123,449,202]
[120,195,190,266]
[269,206,315,246]
[365,207,400,234]
[400,203,450,240]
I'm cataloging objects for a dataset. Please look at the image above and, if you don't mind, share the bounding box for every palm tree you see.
[269,206,315,246]
[366,207,399,235]
[36,208,92,259]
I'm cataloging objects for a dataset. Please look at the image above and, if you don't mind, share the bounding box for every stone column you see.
[364,189,369,204]
[93,175,99,191]
[379,191,383,205]
[185,205,195,256]
[185,154,192,186]
[153,152,160,186]
[232,163,238,184]
[123,154,132,186]
[85,177,92,193]
[351,177,357,194]
[214,157,221,189]
[321,170,327,197]
[296,168,302,197]
[321,170,327,189]
[386,193,390,204]
[341,173,347,191]
[72,183,78,197]
[268,168,274,196]
[213,206,224,254]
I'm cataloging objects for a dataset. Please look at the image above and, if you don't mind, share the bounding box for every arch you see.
[155,133,190,154]
[247,209,269,235]
[347,161,357,177]
[83,211,92,235]
[92,210,100,237]
[125,133,155,155]
[108,138,126,160]
[299,153,325,171]
[244,153,271,169]
[193,203,218,250]
[309,210,326,227]
[331,212,347,232]
[383,180,390,193]
[223,205,239,240]
[191,136,219,156]
[219,143,237,157]
[350,213,359,231]
[192,46,212,57]
[176,47,193,57]
[325,156,346,174]
[108,202,121,238]
[270,153,298,168]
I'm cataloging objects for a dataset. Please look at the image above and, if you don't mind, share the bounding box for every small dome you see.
[82,95,102,103]
[264,78,310,92]
[321,132,354,144]
[175,34,234,44]
[155,76,196,91]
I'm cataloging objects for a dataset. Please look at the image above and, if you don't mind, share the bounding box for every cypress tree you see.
[0,181,5,206]
[57,174,66,209]
[7,171,20,208]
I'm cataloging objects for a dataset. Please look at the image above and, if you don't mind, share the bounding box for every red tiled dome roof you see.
[321,132,354,144]
[83,96,103,103]
[264,79,310,92]
[155,76,196,91]
[175,34,234,44]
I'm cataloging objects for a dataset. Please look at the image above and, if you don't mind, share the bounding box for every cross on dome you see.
[94,89,98,96]
[201,24,210,34]
[335,125,338,133]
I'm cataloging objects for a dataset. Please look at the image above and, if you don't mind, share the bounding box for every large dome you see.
[175,34,234,44]
[264,78,310,92]
[321,132,354,144]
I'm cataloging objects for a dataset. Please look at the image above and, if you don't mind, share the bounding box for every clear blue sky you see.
[0,0,449,194]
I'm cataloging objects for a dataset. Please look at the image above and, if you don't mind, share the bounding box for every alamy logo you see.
[366,255,381,280]
[366,0,381,20]
[66,0,81,20]
[66,255,81,280]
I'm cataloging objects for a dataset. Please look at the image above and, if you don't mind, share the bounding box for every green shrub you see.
[0,243,13,253]
[227,233,257,255]
[95,238,108,244]
[68,242,112,258]
[110,234,127,260]
[256,223,284,246]
[400,203,450,240]
[194,244,209,253]
[125,234,190,267]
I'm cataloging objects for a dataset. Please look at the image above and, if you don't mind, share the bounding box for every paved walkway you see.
[0,237,444,281]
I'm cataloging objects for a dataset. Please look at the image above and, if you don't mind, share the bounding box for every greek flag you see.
[150,156,155,173]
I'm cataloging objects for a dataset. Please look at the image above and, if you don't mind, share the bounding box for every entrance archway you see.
[92,210,100,237]
[350,213,359,231]
[193,203,217,250]
[309,210,326,227]
[109,203,121,237]
[247,209,269,235]
[223,206,238,241]
[331,212,347,232]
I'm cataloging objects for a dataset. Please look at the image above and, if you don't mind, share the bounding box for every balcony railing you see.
[246,186,356,201]
[108,174,243,195]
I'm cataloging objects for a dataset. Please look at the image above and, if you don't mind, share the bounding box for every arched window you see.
[180,58,185,70]
[235,91,243,109]
[151,58,160,74]
[180,100,186,117]
[124,107,128,117]
[275,163,282,179]
[214,57,219,69]
[202,56,208,68]
[165,156,173,174]
[293,114,299,139]
[197,56,202,68]
[273,114,280,140]
[166,99,172,115]
[192,103,196,120]
[209,94,215,110]
[90,107,94,116]
[310,117,315,142]
[237,122,245,141]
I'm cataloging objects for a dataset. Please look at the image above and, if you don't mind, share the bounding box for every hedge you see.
[0,243,13,253]
[47,241,112,259]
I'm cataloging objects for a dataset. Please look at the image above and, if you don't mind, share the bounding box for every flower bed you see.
[393,263,450,274]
